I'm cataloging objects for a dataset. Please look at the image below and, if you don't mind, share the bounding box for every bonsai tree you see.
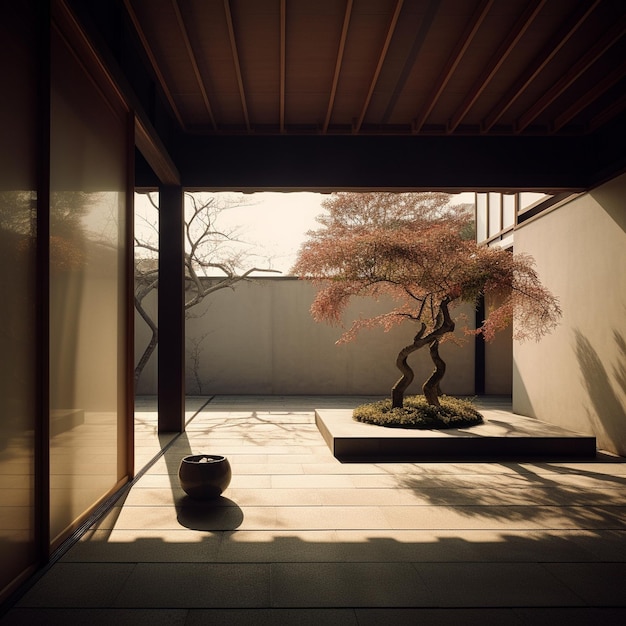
[292,192,561,409]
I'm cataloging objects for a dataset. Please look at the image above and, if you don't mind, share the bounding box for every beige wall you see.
[513,174,626,456]
[136,279,478,398]
[485,322,513,395]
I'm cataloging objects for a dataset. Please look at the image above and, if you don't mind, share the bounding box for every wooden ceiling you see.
[123,0,626,138]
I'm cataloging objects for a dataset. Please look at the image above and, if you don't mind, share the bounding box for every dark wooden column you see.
[474,295,486,396]
[158,185,185,432]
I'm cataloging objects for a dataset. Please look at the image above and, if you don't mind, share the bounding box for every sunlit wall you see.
[514,175,626,456]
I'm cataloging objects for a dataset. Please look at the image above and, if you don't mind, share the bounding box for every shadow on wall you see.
[573,328,626,455]
[589,184,626,233]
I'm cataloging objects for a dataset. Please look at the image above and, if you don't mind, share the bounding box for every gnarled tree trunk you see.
[422,339,446,406]
[391,297,455,408]
[392,323,425,408]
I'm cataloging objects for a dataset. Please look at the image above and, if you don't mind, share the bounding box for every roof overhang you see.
[66,0,626,191]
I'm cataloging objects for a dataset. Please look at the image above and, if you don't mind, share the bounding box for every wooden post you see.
[158,185,185,432]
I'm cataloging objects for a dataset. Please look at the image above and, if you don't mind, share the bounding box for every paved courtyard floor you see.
[3,396,626,625]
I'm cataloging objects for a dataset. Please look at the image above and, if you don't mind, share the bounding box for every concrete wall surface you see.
[135,278,479,398]
[513,173,626,456]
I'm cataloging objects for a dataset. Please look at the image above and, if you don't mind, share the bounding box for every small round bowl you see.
[178,454,232,500]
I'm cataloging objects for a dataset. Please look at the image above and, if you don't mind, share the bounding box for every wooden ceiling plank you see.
[590,92,626,132]
[123,0,186,130]
[223,0,250,132]
[447,0,547,134]
[482,0,602,133]
[171,0,216,131]
[280,0,286,133]
[413,0,493,133]
[553,64,626,132]
[516,17,626,133]
[354,0,404,134]
[381,0,439,125]
[323,0,353,134]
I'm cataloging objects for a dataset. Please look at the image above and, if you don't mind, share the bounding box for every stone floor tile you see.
[513,607,626,626]
[355,607,524,625]
[565,529,626,560]
[216,530,347,562]
[59,529,222,563]
[270,474,355,488]
[1,608,189,625]
[17,563,136,608]
[185,608,358,625]
[542,562,626,605]
[275,505,391,530]
[113,563,271,608]
[412,562,584,607]
[381,504,547,530]
[270,562,434,607]
[316,487,406,506]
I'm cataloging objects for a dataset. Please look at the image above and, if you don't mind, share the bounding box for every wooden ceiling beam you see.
[354,0,404,133]
[223,0,250,132]
[323,0,353,134]
[447,0,546,134]
[482,0,600,133]
[413,0,492,133]
[122,0,186,130]
[279,0,286,133]
[173,133,601,191]
[516,17,626,133]
[552,64,626,133]
[381,0,439,125]
[590,91,626,133]
[171,0,216,131]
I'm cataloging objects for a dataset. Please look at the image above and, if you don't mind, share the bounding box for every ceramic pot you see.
[178,454,232,500]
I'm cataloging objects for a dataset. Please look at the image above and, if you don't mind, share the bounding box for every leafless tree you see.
[134,192,279,387]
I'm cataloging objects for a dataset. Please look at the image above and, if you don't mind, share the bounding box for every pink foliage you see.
[292,192,561,345]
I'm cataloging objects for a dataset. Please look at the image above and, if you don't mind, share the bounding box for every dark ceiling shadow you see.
[176,496,244,531]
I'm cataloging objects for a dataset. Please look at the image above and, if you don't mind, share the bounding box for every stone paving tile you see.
[60,529,222,563]
[565,529,626,561]
[355,607,524,625]
[6,396,626,621]
[91,503,269,532]
[275,505,392,530]
[1,608,190,625]
[113,563,271,608]
[187,608,359,625]
[270,474,356,488]
[412,562,584,607]
[17,563,136,608]
[542,562,626,605]
[380,504,551,530]
[215,530,343,562]
[132,473,273,489]
[513,607,626,626]
[270,562,433,607]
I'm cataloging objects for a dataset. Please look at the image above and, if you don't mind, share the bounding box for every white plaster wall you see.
[136,278,477,397]
[513,174,626,455]
[485,322,512,395]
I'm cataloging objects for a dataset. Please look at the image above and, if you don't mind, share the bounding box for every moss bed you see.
[353,395,484,430]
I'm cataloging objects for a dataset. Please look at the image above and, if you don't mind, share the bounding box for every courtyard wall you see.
[513,173,626,456]
[135,278,480,398]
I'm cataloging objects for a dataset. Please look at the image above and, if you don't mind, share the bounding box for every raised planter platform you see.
[315,406,597,462]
